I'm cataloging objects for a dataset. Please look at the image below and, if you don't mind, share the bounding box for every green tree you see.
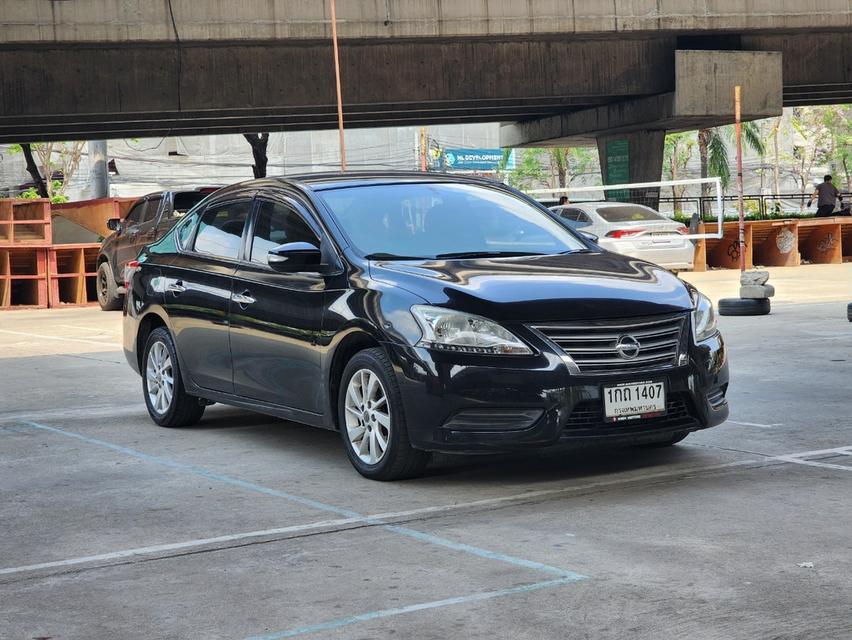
[663,132,695,214]
[505,148,547,190]
[546,147,597,189]
[697,122,766,196]
[821,105,852,192]
[8,141,86,201]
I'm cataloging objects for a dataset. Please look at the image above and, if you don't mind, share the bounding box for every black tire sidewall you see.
[338,349,407,477]
[97,261,121,310]
[718,297,770,316]
[142,328,182,426]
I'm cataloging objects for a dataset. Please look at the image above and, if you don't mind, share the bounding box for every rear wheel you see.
[96,261,123,311]
[338,348,429,480]
[142,327,205,427]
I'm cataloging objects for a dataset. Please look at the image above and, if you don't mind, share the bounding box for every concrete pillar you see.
[87,140,109,199]
[596,130,665,208]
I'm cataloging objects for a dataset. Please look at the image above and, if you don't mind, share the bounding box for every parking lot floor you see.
[1,288,851,639]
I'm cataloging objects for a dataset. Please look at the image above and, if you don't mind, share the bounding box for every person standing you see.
[808,175,842,217]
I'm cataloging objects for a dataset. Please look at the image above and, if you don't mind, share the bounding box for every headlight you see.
[692,293,718,342]
[410,305,532,355]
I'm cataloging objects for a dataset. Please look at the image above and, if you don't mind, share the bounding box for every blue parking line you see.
[243,576,582,640]
[21,420,361,518]
[20,419,588,637]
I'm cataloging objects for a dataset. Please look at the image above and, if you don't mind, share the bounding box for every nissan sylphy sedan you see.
[123,173,728,480]
[548,202,695,270]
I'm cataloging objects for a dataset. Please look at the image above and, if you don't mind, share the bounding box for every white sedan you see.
[548,202,695,270]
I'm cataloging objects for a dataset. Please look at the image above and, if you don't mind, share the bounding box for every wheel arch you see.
[135,311,170,371]
[327,329,386,431]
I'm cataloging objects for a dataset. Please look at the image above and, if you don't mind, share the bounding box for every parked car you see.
[123,173,728,480]
[548,203,695,270]
[96,188,219,310]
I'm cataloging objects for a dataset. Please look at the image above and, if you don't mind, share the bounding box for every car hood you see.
[369,251,694,322]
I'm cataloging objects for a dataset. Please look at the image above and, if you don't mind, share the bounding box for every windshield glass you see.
[318,183,586,259]
[595,205,667,223]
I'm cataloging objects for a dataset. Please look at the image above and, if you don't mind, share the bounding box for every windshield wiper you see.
[364,252,426,260]
[433,251,546,259]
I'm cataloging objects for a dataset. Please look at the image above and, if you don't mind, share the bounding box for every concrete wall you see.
[3,0,851,42]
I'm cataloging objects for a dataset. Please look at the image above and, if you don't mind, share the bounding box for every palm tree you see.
[697,122,766,198]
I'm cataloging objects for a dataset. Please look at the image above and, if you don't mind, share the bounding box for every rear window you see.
[595,206,667,223]
[171,192,209,218]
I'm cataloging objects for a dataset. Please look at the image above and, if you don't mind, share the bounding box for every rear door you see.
[164,198,252,393]
[229,196,328,412]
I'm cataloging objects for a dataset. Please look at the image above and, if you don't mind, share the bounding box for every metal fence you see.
[542,191,852,221]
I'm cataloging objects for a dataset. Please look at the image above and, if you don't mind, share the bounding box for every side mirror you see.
[107,218,121,232]
[579,230,599,244]
[268,241,323,272]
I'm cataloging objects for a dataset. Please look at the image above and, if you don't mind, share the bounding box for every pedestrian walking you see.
[808,175,843,217]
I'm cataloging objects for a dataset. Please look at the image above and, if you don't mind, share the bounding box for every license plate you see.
[603,381,666,422]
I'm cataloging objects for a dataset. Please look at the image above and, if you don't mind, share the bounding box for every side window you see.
[175,211,200,249]
[574,211,592,228]
[142,198,163,224]
[193,201,251,260]
[124,201,146,226]
[250,200,319,265]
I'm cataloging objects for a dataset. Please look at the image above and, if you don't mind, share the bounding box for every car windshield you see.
[318,183,587,259]
[595,205,667,223]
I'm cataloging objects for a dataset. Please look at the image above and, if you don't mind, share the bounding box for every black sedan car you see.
[123,172,728,480]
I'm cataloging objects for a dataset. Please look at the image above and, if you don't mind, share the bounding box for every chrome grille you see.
[530,314,686,374]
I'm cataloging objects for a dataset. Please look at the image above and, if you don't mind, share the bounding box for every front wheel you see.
[142,327,205,427]
[96,261,123,311]
[338,348,429,480]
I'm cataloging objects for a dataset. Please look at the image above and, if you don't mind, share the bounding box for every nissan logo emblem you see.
[615,335,641,360]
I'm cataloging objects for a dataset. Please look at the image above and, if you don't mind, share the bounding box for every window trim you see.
[184,197,256,264]
[244,197,323,268]
[236,194,342,273]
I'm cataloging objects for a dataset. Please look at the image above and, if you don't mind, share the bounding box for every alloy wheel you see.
[146,341,174,414]
[344,368,391,464]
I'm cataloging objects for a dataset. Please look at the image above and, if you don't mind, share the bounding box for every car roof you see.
[205,171,508,200]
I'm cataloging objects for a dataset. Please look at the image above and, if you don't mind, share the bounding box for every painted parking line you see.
[243,576,580,640]
[728,420,783,428]
[0,456,763,579]
[10,420,852,638]
[11,419,585,638]
[0,328,122,348]
[14,420,583,583]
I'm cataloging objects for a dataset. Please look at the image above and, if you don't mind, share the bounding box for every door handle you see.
[167,280,186,294]
[232,291,256,306]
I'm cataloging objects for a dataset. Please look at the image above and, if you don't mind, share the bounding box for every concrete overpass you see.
[2,1,851,185]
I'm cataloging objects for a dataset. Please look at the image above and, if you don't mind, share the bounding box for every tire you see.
[718,297,770,316]
[96,261,123,311]
[142,327,206,427]
[641,431,690,448]
[847,302,852,322]
[338,347,430,481]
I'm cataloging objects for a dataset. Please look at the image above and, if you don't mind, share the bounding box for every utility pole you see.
[88,140,109,199]
[419,127,427,171]
[329,0,346,171]
[734,85,745,273]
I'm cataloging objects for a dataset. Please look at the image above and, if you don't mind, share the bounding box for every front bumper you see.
[388,332,728,453]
